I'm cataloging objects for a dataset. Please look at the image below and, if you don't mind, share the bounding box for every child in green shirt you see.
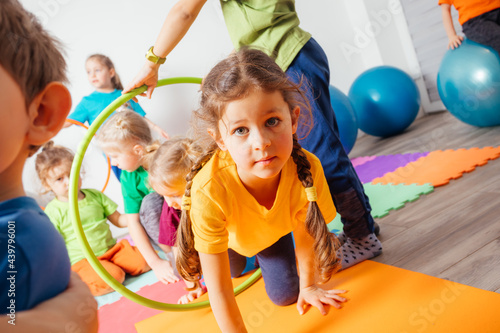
[36,141,150,296]
[96,110,178,285]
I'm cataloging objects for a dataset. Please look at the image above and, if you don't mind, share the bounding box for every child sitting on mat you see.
[173,48,367,331]
[36,141,150,296]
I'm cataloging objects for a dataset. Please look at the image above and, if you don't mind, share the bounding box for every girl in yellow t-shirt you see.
[175,48,381,332]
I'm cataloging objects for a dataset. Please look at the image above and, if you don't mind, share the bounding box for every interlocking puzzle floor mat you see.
[350,155,376,167]
[327,182,435,232]
[345,146,500,219]
[363,182,434,218]
[354,152,429,184]
[135,261,500,333]
[97,279,190,333]
[371,147,500,186]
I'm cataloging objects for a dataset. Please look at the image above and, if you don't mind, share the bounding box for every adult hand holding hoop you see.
[123,0,207,98]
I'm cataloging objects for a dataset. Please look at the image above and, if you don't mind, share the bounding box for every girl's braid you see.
[175,145,218,283]
[290,135,341,283]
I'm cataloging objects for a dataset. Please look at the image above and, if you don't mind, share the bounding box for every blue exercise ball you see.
[437,39,500,127]
[348,66,420,137]
[329,85,358,154]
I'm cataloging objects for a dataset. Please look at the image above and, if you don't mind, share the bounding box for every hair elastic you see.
[181,195,191,210]
[305,186,318,202]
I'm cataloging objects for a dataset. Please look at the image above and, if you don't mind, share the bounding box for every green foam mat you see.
[327,182,434,232]
[364,182,434,218]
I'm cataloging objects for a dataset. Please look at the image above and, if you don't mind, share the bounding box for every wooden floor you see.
[349,111,500,293]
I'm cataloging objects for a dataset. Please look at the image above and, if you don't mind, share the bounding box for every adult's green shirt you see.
[220,0,311,71]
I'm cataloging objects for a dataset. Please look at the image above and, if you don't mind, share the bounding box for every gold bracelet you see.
[145,46,166,64]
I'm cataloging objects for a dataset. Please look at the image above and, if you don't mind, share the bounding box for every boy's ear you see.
[26,82,72,146]
[291,106,300,134]
[207,128,227,151]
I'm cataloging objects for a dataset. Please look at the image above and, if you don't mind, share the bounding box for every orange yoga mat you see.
[372,146,500,187]
[135,261,500,332]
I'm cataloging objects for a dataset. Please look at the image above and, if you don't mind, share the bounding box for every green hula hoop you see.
[69,77,262,311]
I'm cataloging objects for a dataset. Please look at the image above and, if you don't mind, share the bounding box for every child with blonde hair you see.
[67,54,168,180]
[141,137,216,303]
[36,141,150,296]
[173,48,377,331]
[96,110,176,285]
[143,138,203,258]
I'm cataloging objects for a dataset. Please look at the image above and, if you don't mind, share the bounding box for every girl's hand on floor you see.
[177,286,206,304]
[151,259,180,284]
[297,285,348,315]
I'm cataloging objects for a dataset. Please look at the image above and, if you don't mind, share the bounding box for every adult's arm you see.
[123,0,208,98]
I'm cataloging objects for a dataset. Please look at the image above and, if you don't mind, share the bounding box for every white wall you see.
[20,0,421,236]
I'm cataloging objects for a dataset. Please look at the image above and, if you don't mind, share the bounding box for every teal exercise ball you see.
[329,85,358,154]
[348,66,420,137]
[437,39,500,127]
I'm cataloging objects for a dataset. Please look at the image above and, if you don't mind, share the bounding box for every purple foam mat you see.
[351,155,376,167]
[354,152,429,184]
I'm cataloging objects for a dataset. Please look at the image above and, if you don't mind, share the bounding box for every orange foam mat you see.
[372,146,500,187]
[135,261,500,333]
